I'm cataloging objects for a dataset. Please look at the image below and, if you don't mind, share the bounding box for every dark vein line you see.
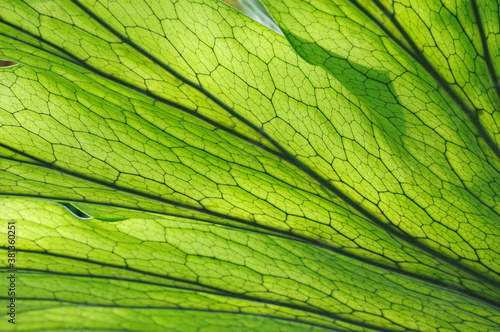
[2,191,500,310]
[0,143,333,245]
[2,250,399,332]
[347,1,500,218]
[0,22,82,65]
[5,299,347,332]
[366,0,500,160]
[343,1,500,178]
[0,268,213,294]
[0,25,332,207]
[325,0,500,281]
[470,0,500,109]
[365,0,500,216]
[0,192,298,242]
[4,268,349,331]
[0,143,268,228]
[0,248,220,293]
[1,17,345,205]
[3,171,500,308]
[0,20,280,159]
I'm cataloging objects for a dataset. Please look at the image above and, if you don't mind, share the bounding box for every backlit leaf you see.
[0,0,499,331]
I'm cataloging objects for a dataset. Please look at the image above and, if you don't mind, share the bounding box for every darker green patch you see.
[286,33,411,155]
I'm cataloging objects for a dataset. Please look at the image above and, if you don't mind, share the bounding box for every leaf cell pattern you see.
[0,0,499,331]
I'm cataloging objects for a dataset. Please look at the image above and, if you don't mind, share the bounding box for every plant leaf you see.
[0,0,499,330]
[260,0,500,285]
[2,198,500,331]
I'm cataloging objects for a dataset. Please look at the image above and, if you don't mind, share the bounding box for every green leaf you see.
[0,0,499,331]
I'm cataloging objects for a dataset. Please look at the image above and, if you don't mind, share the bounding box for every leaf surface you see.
[0,0,499,331]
